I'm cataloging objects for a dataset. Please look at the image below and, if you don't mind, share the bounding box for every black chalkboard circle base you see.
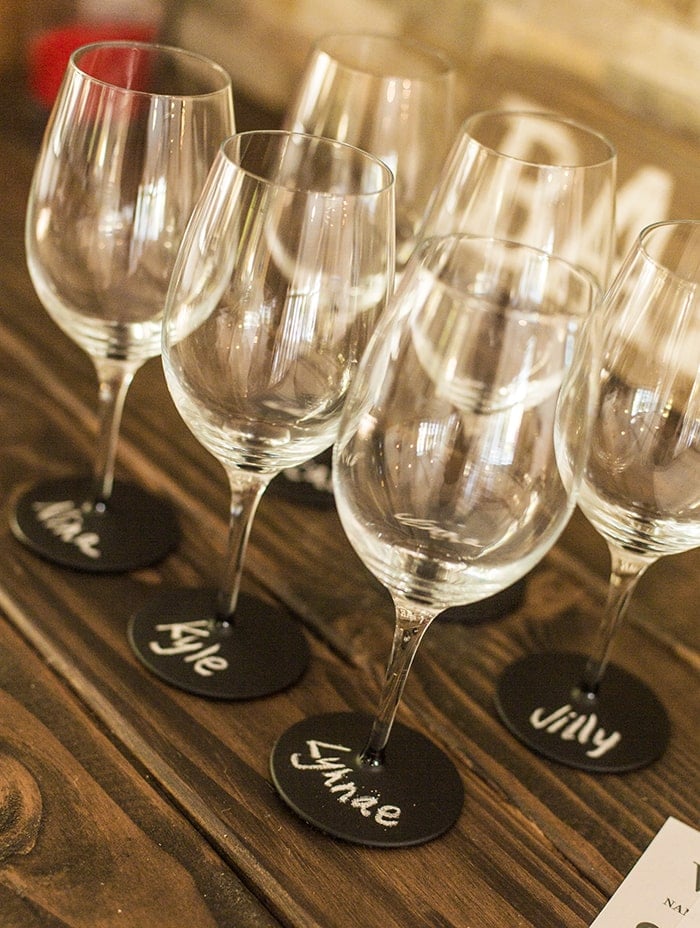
[495,651,670,772]
[11,476,178,573]
[129,588,309,700]
[270,711,464,847]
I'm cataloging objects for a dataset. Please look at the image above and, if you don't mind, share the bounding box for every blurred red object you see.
[28,22,157,108]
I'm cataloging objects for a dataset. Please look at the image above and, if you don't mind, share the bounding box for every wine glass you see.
[420,108,617,622]
[128,130,395,699]
[273,31,457,507]
[270,233,600,846]
[496,219,700,773]
[421,109,617,286]
[12,41,235,572]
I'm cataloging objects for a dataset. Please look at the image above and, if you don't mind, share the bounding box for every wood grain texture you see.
[0,57,697,928]
[0,616,281,928]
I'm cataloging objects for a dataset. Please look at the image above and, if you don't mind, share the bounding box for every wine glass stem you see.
[216,470,269,624]
[91,359,138,508]
[361,601,437,767]
[580,545,654,695]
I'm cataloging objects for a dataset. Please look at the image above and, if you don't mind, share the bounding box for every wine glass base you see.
[439,577,526,625]
[270,711,464,847]
[11,476,179,572]
[129,588,309,699]
[268,448,336,509]
[495,651,671,772]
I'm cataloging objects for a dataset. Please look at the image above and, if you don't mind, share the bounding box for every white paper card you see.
[590,817,700,928]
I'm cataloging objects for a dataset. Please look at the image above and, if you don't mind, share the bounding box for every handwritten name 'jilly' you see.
[530,704,621,759]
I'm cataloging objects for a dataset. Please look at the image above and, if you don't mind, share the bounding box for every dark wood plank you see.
[0,613,282,928]
[0,549,611,928]
[0,305,695,926]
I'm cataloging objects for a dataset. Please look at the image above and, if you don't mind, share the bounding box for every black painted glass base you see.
[495,651,670,772]
[440,577,526,625]
[129,588,309,700]
[268,447,336,509]
[270,711,464,847]
[11,476,179,572]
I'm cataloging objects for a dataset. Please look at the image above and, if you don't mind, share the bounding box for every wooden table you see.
[0,54,698,928]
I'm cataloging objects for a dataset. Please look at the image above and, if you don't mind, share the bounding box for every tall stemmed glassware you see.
[421,109,617,286]
[270,234,599,847]
[13,41,235,572]
[274,31,456,506]
[288,33,455,270]
[420,108,616,622]
[128,131,395,699]
[496,219,700,773]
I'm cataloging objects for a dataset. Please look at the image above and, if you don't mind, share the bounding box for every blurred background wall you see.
[172,0,700,138]
[1,0,698,139]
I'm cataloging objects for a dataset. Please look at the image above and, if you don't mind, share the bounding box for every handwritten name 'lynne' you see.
[291,740,401,828]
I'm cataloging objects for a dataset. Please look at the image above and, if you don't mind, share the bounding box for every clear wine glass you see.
[287,32,456,271]
[496,219,700,773]
[273,31,457,507]
[128,130,395,699]
[13,41,235,572]
[420,108,617,622]
[270,233,600,846]
[421,109,617,287]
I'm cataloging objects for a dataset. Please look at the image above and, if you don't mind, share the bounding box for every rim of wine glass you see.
[69,40,232,98]
[221,129,396,197]
[637,218,700,287]
[460,108,617,170]
[311,31,455,80]
[409,231,601,315]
